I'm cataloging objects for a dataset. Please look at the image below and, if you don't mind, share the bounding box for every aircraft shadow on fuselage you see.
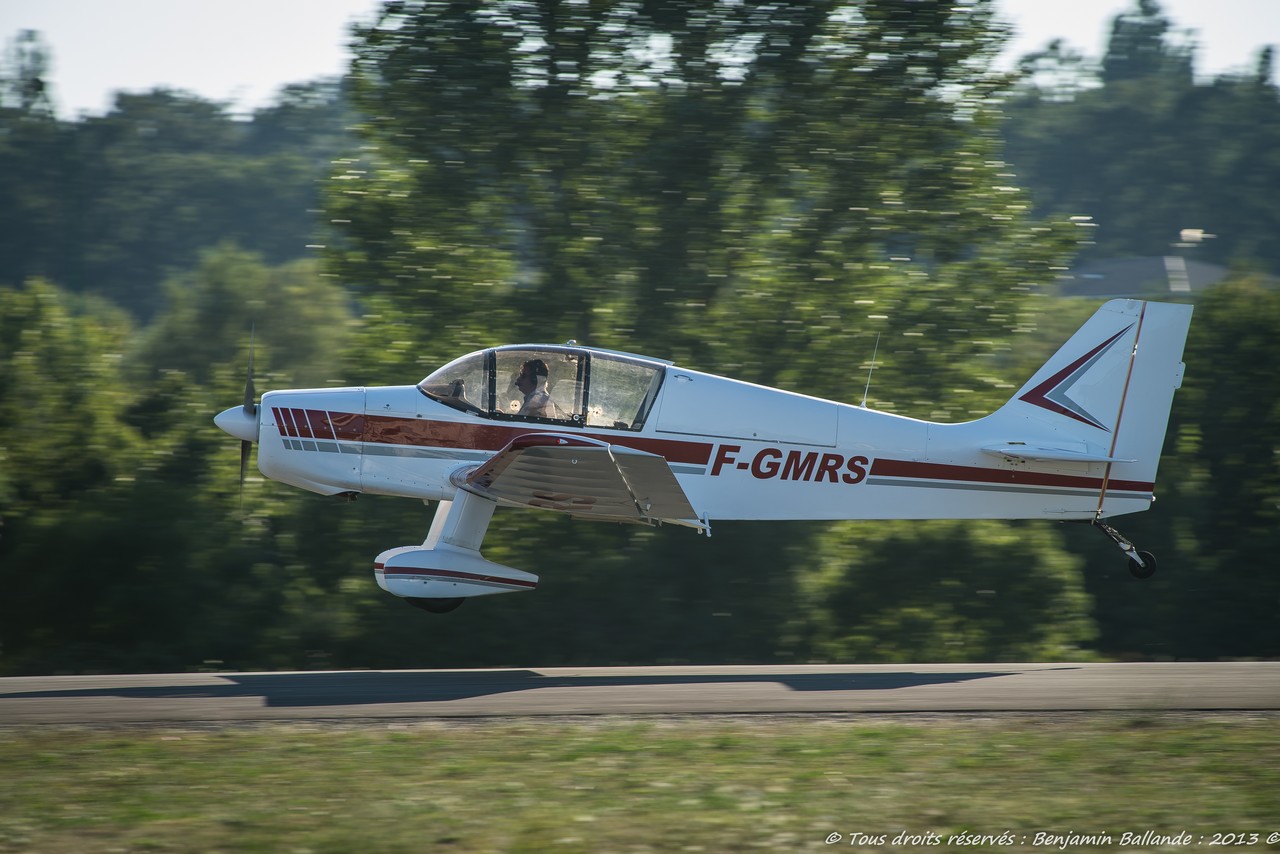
[3,668,1077,708]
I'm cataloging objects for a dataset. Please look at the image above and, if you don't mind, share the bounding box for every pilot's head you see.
[515,359,549,395]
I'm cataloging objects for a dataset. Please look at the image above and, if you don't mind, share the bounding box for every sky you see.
[2,0,1277,119]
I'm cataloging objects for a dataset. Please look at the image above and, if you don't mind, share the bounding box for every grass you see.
[1,715,1278,852]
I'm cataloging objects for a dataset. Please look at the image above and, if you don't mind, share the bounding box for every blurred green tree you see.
[802,520,1095,662]
[0,280,141,672]
[0,29,55,115]
[1100,0,1192,85]
[0,31,69,300]
[0,52,356,319]
[0,254,362,675]
[1068,280,1280,660]
[0,280,138,517]
[332,0,1081,412]
[1003,0,1280,272]
[134,243,355,388]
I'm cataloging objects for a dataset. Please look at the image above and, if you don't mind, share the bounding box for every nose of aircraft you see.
[214,405,259,443]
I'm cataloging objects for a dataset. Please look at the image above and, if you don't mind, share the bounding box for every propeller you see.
[213,327,263,513]
[240,327,257,501]
[239,326,257,507]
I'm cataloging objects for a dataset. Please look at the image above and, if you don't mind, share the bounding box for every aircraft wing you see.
[457,433,703,529]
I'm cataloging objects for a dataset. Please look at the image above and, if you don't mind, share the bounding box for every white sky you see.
[2,0,1277,118]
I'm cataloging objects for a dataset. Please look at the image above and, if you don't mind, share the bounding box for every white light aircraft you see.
[216,298,1192,613]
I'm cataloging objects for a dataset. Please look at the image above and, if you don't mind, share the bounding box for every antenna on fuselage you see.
[859,332,880,409]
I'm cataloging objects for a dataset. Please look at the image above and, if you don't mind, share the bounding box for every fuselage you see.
[215,301,1194,598]
[253,346,1155,524]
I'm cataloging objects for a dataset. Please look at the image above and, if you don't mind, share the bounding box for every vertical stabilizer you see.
[987,299,1192,513]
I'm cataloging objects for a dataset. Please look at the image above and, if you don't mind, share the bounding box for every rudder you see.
[988,299,1192,515]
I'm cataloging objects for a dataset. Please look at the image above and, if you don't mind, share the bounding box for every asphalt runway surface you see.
[2,662,1278,725]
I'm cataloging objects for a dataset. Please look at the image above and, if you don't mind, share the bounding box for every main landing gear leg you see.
[1092,518,1156,579]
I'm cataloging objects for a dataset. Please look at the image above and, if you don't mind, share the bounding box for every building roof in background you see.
[1059,256,1231,298]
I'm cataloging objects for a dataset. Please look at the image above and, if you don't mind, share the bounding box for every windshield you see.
[417,351,490,414]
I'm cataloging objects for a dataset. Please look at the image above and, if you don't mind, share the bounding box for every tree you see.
[134,243,355,389]
[0,33,70,297]
[332,0,1080,404]
[1003,0,1280,273]
[0,250,365,675]
[0,30,54,115]
[1015,39,1094,102]
[0,51,357,319]
[1100,0,1192,85]
[1143,279,1280,659]
[0,281,140,672]
[68,91,323,315]
[803,521,1095,662]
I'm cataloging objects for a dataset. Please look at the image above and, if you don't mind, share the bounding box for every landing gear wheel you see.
[405,597,465,613]
[1093,519,1158,580]
[1128,551,1156,580]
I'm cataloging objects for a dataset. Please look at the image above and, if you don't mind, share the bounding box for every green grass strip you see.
[1,715,1278,852]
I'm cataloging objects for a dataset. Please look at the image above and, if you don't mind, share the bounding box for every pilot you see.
[515,359,555,417]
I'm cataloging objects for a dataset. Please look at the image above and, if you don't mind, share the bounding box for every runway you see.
[2,662,1278,725]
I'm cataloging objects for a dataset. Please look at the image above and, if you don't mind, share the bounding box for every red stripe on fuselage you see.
[293,408,315,439]
[869,458,1153,494]
[327,411,364,442]
[306,408,336,441]
[358,412,715,465]
[274,407,713,465]
[272,407,297,438]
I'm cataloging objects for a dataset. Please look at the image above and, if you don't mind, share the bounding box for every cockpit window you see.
[419,346,664,431]
[494,349,584,423]
[585,354,663,430]
[417,351,490,415]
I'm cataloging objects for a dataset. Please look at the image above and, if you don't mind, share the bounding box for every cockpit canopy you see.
[418,345,667,431]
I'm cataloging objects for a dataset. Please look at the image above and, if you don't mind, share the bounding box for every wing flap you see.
[460,433,701,527]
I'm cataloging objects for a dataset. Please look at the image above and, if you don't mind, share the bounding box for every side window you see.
[494,350,584,423]
[586,356,663,430]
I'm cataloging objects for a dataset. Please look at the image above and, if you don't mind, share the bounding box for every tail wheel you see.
[1128,551,1156,580]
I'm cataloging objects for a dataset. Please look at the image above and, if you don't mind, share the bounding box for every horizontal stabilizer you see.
[457,433,702,529]
[981,442,1135,464]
